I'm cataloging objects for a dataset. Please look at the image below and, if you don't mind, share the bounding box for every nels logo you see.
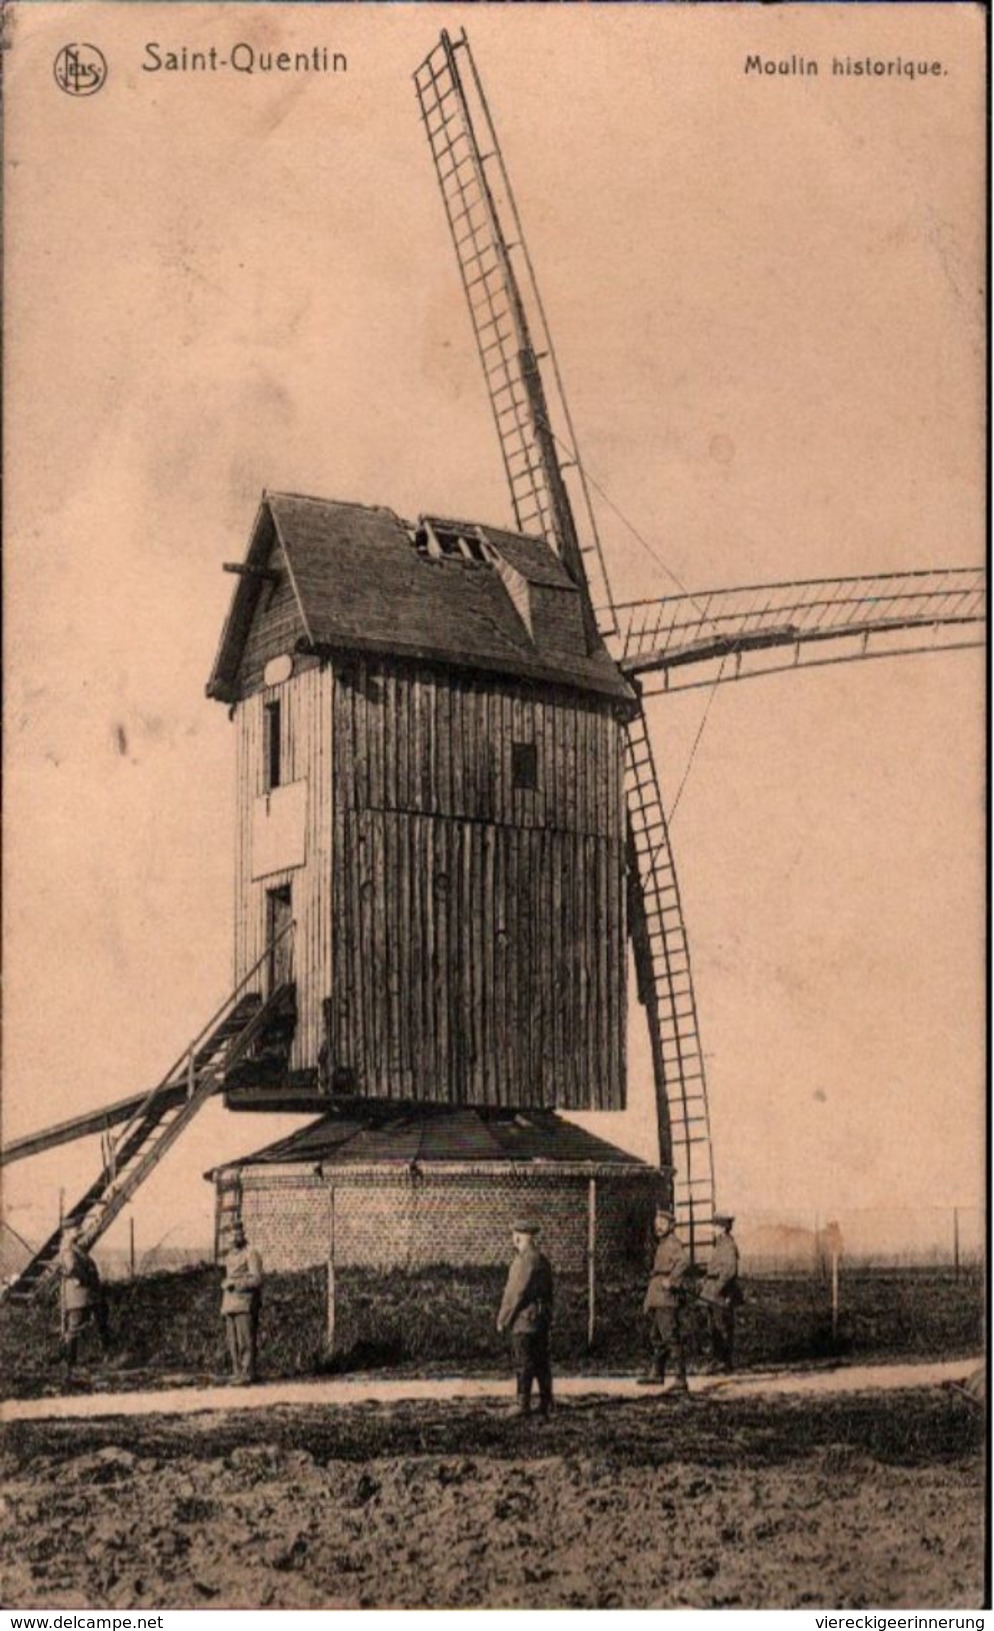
[53,44,108,97]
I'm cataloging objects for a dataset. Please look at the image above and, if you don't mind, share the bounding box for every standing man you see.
[58,1224,111,1380]
[496,1220,554,1418]
[221,1223,264,1384]
[640,1206,690,1393]
[702,1213,742,1373]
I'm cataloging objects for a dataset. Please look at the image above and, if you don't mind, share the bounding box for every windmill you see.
[1,29,983,1305]
[412,28,985,1256]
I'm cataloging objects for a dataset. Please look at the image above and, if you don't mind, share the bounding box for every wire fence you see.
[733,1206,984,1275]
[2,1205,985,1287]
[0,1223,212,1287]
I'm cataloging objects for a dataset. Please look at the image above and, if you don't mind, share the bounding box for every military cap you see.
[713,1213,735,1227]
[512,1219,540,1235]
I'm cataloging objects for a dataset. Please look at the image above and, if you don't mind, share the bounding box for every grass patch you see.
[0,1262,982,1397]
[0,1388,983,1476]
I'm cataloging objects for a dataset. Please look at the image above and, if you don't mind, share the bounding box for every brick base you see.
[215,1162,660,1275]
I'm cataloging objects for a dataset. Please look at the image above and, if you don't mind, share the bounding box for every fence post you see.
[953,1207,960,1279]
[586,1178,597,1351]
[326,1182,336,1355]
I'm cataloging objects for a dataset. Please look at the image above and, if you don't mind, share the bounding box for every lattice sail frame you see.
[414,30,616,637]
[624,712,715,1243]
[617,567,986,694]
[415,29,715,1253]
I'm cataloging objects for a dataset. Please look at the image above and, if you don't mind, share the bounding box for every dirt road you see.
[0,1356,977,1423]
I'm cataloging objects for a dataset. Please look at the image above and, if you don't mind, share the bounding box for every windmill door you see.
[266,885,293,992]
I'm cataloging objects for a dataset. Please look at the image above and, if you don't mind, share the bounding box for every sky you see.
[3,3,985,1258]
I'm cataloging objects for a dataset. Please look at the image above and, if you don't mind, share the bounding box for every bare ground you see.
[0,1388,984,1609]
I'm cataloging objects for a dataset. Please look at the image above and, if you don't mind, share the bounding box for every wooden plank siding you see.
[233,663,333,1074]
[333,659,624,838]
[232,649,627,1111]
[331,811,624,1108]
[329,659,627,1111]
[236,555,307,693]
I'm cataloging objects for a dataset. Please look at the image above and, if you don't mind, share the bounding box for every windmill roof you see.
[207,493,634,705]
[216,1105,653,1171]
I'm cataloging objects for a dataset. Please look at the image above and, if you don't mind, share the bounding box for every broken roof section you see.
[206,492,634,705]
[213,1104,653,1173]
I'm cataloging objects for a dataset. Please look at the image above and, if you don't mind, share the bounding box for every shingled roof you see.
[207,493,633,705]
[218,1104,652,1172]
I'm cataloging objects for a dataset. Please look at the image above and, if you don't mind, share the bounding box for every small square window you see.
[512,741,538,791]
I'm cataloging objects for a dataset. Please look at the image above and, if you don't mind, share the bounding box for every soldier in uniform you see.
[701,1212,742,1373]
[221,1223,264,1384]
[496,1220,554,1418]
[57,1224,111,1379]
[639,1206,690,1392]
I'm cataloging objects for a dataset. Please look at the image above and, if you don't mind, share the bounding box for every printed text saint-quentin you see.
[142,44,347,75]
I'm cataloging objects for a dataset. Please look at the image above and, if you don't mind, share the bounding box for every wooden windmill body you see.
[208,498,633,1121]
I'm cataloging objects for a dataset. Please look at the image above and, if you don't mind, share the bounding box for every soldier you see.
[639,1206,690,1393]
[57,1224,110,1380]
[701,1212,742,1373]
[496,1220,554,1418]
[221,1222,264,1384]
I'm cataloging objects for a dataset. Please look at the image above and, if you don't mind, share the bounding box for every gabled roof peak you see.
[207,492,634,706]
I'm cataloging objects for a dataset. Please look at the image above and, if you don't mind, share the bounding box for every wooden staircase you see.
[3,980,293,1306]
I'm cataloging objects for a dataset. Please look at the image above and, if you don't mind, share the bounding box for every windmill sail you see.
[617,567,985,694]
[625,711,714,1246]
[414,30,615,636]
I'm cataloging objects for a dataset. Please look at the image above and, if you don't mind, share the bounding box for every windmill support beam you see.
[3,934,296,1180]
[3,974,296,1307]
[223,562,281,582]
[0,1086,195,1167]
